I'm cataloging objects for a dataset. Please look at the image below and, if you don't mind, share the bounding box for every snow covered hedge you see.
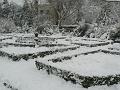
[49,50,100,63]
[2,42,35,47]
[35,61,120,88]
[73,42,110,47]
[0,46,80,61]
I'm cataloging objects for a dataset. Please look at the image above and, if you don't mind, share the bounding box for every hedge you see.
[48,50,101,63]
[2,82,18,90]
[0,37,12,41]
[101,50,120,55]
[72,42,110,47]
[1,42,68,48]
[35,61,120,88]
[0,46,80,61]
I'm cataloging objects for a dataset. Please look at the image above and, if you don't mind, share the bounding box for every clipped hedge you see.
[35,61,120,88]
[2,43,35,47]
[1,42,68,48]
[0,46,80,61]
[101,50,120,55]
[72,42,110,47]
[2,82,18,90]
[49,50,101,63]
[0,37,12,41]
[81,38,106,42]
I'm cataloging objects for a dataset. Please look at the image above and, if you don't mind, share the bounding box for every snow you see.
[0,36,12,40]
[109,43,120,50]
[0,34,120,90]
[0,45,78,55]
[0,57,120,90]
[1,38,17,44]
[71,38,107,44]
[39,53,120,76]
[38,46,100,61]
[57,39,72,45]
[0,81,9,90]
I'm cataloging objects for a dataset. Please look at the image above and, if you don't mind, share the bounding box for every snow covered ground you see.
[0,33,120,90]
[0,57,120,90]
[39,53,120,76]
[108,43,120,51]
[37,46,101,61]
[0,45,78,55]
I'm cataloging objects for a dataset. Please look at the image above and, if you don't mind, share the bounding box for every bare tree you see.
[49,0,84,28]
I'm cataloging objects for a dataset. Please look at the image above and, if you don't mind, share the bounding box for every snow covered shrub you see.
[85,23,106,38]
[35,61,120,88]
[85,23,118,40]
[43,23,54,35]
[0,18,17,33]
[110,26,120,41]
[73,21,90,37]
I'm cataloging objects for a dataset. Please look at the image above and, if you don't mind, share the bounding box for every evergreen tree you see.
[1,0,10,18]
[33,0,39,15]
[22,0,33,26]
[96,3,118,26]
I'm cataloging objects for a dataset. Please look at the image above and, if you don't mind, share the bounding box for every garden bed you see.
[0,45,80,61]
[35,53,120,88]
[67,37,111,47]
[0,36,13,41]
[72,42,110,47]
[38,46,101,63]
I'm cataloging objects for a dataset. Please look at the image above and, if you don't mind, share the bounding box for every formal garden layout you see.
[0,33,120,90]
[1,0,120,90]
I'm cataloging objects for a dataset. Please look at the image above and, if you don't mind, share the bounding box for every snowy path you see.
[0,57,120,90]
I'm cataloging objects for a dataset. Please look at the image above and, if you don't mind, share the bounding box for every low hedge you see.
[49,50,101,63]
[1,42,68,48]
[2,82,18,90]
[73,42,110,47]
[0,37,12,41]
[35,61,120,88]
[0,46,80,61]
[101,50,120,55]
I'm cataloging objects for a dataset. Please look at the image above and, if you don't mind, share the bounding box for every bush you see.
[0,18,17,33]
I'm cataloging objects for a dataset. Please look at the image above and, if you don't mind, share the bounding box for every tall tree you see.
[1,0,10,18]
[33,0,39,15]
[22,0,33,26]
[96,2,118,26]
[49,0,84,27]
